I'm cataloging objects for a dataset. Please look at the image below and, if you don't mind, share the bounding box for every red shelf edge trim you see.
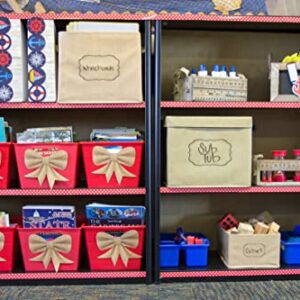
[1,13,300,23]
[0,271,146,280]
[160,186,300,194]
[161,101,300,109]
[0,103,145,109]
[0,188,146,196]
[160,269,300,279]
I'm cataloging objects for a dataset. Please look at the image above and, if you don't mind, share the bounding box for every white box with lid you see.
[165,116,253,187]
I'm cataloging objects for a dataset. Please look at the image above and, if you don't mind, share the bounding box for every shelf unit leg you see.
[144,20,153,285]
[154,20,162,284]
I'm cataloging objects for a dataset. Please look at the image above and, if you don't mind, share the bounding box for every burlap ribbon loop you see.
[0,232,6,262]
[29,234,73,272]
[92,146,136,185]
[96,230,141,266]
[24,149,69,189]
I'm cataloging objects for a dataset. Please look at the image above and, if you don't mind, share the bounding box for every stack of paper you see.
[90,127,141,142]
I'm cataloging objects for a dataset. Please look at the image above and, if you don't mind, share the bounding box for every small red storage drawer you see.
[0,225,18,272]
[0,143,11,189]
[81,141,144,188]
[18,227,81,272]
[84,225,145,271]
[14,143,79,189]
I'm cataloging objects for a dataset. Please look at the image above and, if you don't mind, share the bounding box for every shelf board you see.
[0,103,145,109]
[161,101,300,109]
[160,252,300,279]
[160,268,300,279]
[160,186,300,194]
[3,13,300,24]
[0,188,146,196]
[0,271,146,280]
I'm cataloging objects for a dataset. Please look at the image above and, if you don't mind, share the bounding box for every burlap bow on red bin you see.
[24,149,69,189]
[92,146,136,185]
[96,230,141,266]
[29,234,73,272]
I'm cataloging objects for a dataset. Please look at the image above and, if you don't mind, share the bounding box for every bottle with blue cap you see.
[190,68,197,78]
[220,65,228,78]
[198,64,208,77]
[211,64,220,77]
[229,65,238,78]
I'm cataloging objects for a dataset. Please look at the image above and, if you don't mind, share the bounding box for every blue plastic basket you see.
[160,234,180,268]
[160,233,210,268]
[281,231,300,265]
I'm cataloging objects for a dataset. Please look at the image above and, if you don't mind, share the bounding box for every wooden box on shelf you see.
[173,68,248,102]
[253,154,300,186]
[218,227,280,269]
[270,62,300,102]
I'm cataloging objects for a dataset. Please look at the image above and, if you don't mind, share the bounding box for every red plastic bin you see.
[84,225,145,271]
[0,143,11,189]
[0,225,18,272]
[81,141,144,188]
[18,227,81,272]
[14,143,79,189]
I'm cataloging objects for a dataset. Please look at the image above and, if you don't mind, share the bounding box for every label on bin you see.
[79,55,120,81]
[243,243,266,257]
[188,139,232,167]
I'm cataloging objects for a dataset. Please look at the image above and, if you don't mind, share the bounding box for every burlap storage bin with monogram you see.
[218,228,280,269]
[58,32,143,103]
[165,116,252,187]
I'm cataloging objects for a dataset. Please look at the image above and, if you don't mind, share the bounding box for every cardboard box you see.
[58,32,143,103]
[165,116,252,187]
[174,69,247,102]
[218,228,280,269]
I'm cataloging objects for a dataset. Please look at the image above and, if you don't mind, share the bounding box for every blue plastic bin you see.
[160,233,210,268]
[182,236,210,268]
[281,231,300,265]
[160,234,180,268]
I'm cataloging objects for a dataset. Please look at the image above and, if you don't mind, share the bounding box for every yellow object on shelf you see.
[212,0,242,15]
[282,52,300,63]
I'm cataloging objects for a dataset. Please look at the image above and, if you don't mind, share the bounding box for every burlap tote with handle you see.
[58,32,143,103]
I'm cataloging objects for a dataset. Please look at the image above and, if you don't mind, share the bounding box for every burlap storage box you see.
[165,116,252,187]
[218,228,280,269]
[58,32,143,103]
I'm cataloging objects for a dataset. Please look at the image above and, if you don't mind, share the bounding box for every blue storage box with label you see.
[281,226,300,265]
[160,233,210,268]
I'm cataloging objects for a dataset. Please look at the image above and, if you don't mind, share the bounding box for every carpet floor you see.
[1,280,300,300]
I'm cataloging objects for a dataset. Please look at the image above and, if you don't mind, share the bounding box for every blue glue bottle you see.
[190,68,197,77]
[229,65,238,78]
[220,65,228,78]
[198,64,208,77]
[211,64,220,77]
